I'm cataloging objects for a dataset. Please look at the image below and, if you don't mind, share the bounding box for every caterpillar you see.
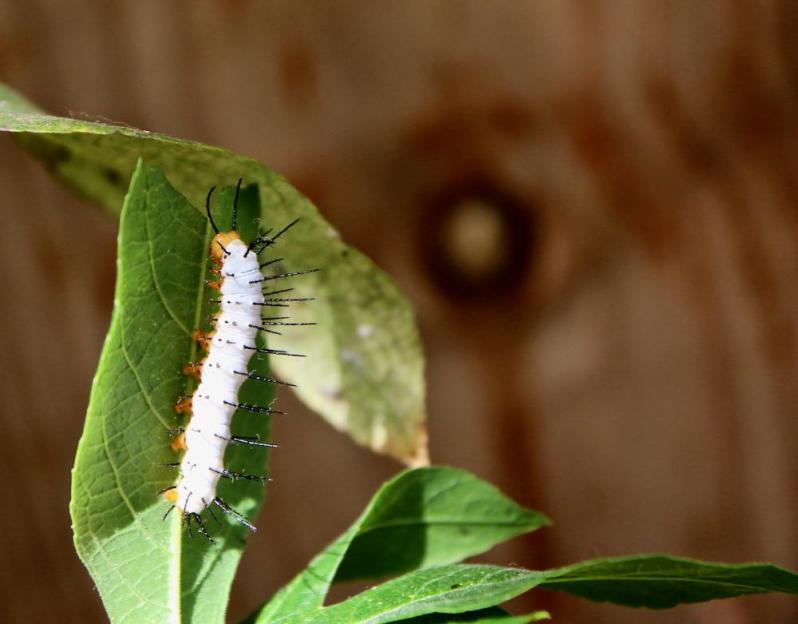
[161,180,315,540]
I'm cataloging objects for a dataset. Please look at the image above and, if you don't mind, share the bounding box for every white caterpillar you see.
[176,233,263,515]
[164,181,312,537]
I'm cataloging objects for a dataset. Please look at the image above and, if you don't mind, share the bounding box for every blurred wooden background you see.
[1,1,797,622]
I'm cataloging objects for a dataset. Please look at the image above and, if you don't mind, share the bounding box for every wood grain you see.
[0,2,796,622]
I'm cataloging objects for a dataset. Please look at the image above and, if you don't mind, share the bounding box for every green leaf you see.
[253,467,548,623]
[306,554,798,623]
[70,162,274,623]
[538,554,798,609]
[395,608,550,623]
[254,462,798,623]
[297,553,798,624]
[304,565,546,624]
[0,82,427,465]
[334,466,551,582]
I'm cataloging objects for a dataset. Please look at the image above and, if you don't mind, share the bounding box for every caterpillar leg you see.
[186,513,214,543]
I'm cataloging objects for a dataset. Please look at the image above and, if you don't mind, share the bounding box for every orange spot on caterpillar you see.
[164,489,178,504]
[192,329,212,351]
[175,397,192,415]
[171,432,187,452]
[182,361,203,380]
[205,279,221,290]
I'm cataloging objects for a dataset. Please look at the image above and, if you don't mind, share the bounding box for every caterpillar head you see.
[211,231,241,259]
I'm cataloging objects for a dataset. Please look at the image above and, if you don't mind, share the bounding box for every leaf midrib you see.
[164,181,214,624]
